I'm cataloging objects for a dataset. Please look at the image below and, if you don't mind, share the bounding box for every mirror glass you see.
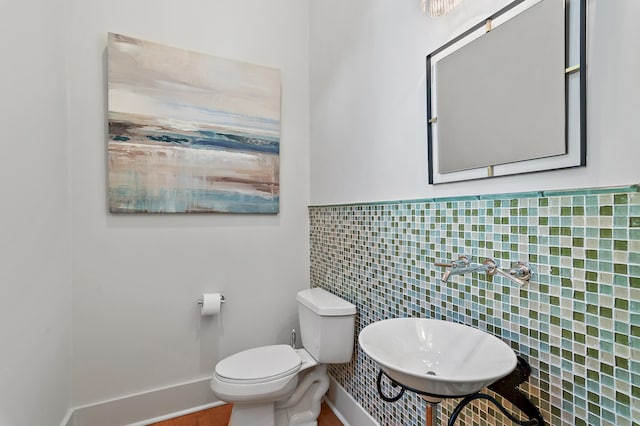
[427,0,586,184]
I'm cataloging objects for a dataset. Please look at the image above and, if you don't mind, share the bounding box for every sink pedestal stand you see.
[375,356,545,425]
[420,396,440,426]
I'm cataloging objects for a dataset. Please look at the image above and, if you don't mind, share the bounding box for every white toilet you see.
[210,288,356,426]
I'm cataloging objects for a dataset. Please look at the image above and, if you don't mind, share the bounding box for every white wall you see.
[310,0,640,205]
[64,0,310,407]
[0,0,72,424]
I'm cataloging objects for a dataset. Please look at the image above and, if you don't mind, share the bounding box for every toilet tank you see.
[296,288,356,363]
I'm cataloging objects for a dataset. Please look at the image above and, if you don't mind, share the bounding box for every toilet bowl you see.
[210,288,356,426]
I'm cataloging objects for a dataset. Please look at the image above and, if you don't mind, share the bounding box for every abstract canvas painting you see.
[107,33,281,213]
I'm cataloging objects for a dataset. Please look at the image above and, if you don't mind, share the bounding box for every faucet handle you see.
[452,255,469,268]
[486,259,533,287]
[509,262,533,280]
[483,258,498,274]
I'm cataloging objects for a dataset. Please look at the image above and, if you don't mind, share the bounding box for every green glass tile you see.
[587,348,599,359]
[600,307,613,318]
[615,298,629,310]
[601,229,613,239]
[614,194,629,204]
[614,264,628,275]
[630,217,640,228]
[617,392,631,405]
[615,333,629,345]
[600,205,614,216]
[601,363,614,376]
[614,240,629,251]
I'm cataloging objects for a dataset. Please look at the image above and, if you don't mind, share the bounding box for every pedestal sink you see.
[358,318,517,398]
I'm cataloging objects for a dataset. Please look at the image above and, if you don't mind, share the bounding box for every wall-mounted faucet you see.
[435,255,491,283]
[435,255,532,287]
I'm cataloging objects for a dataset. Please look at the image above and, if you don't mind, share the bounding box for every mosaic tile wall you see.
[309,185,640,426]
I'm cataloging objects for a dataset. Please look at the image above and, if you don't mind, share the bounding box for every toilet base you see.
[225,363,329,426]
[229,402,277,426]
[275,364,328,426]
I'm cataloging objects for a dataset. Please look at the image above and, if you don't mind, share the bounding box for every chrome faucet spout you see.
[444,263,491,281]
[436,255,469,283]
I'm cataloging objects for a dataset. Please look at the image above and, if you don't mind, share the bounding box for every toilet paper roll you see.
[200,293,222,316]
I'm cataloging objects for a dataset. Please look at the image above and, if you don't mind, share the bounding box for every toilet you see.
[210,288,356,426]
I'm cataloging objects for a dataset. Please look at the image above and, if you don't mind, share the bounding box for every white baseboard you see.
[68,377,221,426]
[60,408,74,426]
[326,376,379,426]
[64,374,375,426]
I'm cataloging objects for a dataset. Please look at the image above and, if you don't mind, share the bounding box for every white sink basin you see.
[358,318,517,397]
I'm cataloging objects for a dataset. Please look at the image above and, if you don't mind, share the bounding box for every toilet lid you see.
[215,344,301,383]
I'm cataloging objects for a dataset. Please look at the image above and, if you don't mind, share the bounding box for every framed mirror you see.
[426,0,586,184]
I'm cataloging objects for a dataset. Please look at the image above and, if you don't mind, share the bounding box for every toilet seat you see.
[215,344,301,384]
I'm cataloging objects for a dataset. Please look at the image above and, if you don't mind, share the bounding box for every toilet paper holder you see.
[197,295,226,306]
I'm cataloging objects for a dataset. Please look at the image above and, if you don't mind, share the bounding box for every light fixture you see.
[421,0,464,16]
